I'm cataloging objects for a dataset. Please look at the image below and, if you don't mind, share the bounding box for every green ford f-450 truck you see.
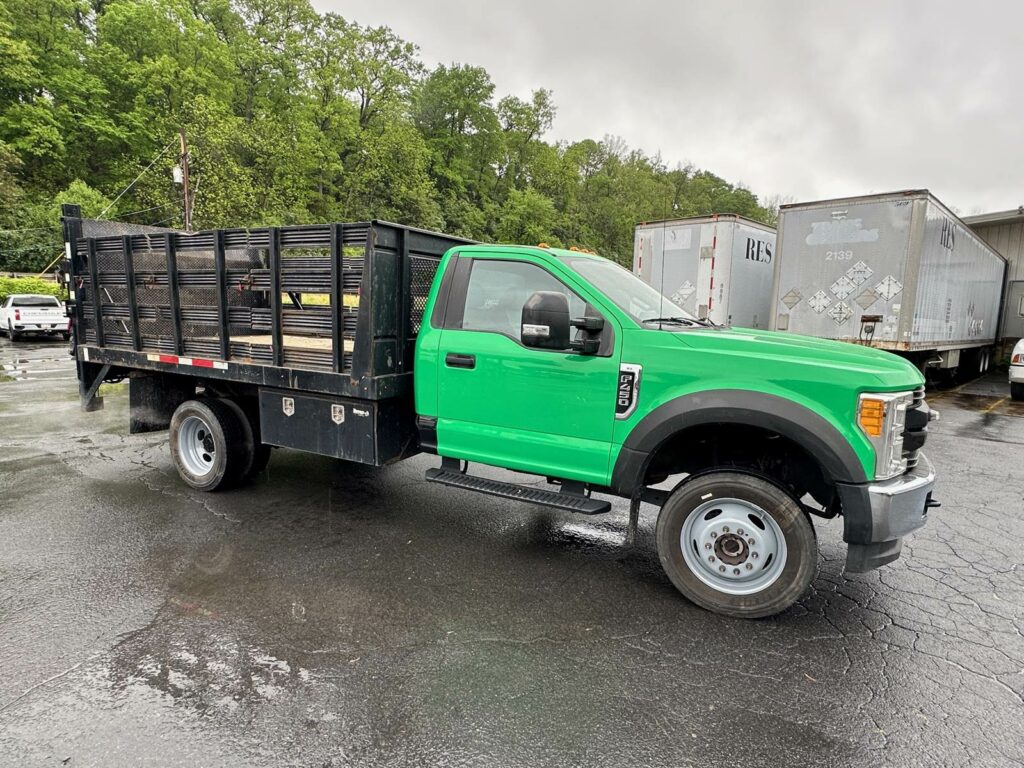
[63,211,937,618]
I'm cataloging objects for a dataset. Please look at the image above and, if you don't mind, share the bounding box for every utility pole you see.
[178,129,192,232]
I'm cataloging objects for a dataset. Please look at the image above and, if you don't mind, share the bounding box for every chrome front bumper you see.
[864,454,936,541]
[839,454,937,573]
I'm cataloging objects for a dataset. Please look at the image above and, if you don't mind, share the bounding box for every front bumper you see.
[1010,364,1024,385]
[836,454,937,573]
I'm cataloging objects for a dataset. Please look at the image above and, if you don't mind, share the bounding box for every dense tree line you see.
[0,0,770,272]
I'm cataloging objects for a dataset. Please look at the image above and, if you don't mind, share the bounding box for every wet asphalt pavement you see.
[1,337,1023,768]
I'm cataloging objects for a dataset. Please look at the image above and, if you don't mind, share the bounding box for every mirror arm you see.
[571,315,604,332]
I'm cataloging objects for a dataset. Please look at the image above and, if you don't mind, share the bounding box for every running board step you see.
[424,468,611,515]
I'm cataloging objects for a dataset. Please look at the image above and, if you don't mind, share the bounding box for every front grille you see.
[903,385,928,470]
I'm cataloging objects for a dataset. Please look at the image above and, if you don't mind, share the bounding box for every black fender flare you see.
[610,389,868,497]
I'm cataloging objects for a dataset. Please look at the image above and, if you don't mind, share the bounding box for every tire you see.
[219,397,272,481]
[655,471,818,619]
[8,323,18,342]
[1012,382,1024,402]
[169,398,247,491]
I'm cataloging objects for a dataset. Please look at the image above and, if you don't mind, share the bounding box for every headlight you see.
[857,391,913,480]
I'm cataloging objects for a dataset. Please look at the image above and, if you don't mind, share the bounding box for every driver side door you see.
[434,255,621,486]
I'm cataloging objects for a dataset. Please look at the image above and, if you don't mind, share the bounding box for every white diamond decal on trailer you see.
[830,275,855,300]
[875,275,903,301]
[808,290,831,313]
[671,280,696,303]
[827,301,853,325]
[846,261,873,286]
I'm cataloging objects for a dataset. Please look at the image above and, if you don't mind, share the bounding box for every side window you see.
[460,260,587,338]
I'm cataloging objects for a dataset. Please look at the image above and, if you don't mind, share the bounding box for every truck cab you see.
[415,244,937,617]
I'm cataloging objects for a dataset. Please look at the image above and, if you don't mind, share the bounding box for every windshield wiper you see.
[642,316,716,328]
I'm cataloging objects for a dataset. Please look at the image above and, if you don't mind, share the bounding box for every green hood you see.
[672,326,923,391]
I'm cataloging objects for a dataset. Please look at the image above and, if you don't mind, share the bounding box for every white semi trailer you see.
[770,190,1007,374]
[633,215,776,329]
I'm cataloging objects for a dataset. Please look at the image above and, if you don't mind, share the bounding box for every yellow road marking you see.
[983,397,1007,413]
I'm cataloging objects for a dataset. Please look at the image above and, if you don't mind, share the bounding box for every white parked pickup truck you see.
[1011,338,1024,402]
[0,294,69,341]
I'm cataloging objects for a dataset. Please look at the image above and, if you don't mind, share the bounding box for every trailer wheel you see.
[655,472,818,619]
[170,399,246,491]
[220,398,272,481]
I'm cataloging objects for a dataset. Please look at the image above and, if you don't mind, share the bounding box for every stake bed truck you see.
[63,207,939,618]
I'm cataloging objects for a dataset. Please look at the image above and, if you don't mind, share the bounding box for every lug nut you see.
[722,526,730,533]
[708,555,716,563]
[719,565,726,572]
[710,531,718,539]
[704,542,712,550]
[733,568,741,575]
[745,563,753,570]
[748,538,755,546]
[752,552,759,559]
[737,529,744,536]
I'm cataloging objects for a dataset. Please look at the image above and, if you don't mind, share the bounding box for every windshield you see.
[12,296,61,307]
[561,256,699,325]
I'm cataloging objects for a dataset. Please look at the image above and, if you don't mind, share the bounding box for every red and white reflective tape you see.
[147,353,228,370]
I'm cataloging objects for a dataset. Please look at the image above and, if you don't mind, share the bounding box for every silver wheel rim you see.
[178,415,216,476]
[680,497,787,596]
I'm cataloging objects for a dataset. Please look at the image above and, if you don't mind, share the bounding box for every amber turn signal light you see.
[858,398,886,437]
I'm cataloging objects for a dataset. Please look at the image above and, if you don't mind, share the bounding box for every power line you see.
[98,138,177,219]
[0,225,56,234]
[0,241,62,254]
[110,200,177,220]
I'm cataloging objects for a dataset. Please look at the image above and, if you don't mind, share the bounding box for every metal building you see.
[963,208,1024,359]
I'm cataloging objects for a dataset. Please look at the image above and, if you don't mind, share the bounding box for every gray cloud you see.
[317,0,1024,214]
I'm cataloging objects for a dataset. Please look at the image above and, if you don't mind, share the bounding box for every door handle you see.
[445,352,476,369]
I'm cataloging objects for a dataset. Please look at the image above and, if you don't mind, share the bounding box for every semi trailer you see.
[633,215,776,329]
[62,207,938,619]
[770,190,1007,374]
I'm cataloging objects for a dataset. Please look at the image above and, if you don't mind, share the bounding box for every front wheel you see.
[655,472,818,618]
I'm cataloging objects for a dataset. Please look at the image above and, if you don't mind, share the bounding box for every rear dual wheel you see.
[656,472,818,618]
[170,398,269,492]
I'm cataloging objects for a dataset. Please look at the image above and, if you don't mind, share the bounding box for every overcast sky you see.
[317,0,1022,215]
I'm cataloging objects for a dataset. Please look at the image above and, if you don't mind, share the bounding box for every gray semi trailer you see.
[771,190,1006,374]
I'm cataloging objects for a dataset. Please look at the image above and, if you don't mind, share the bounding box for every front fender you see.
[609,389,869,496]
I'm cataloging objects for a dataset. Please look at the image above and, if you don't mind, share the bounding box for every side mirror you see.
[521,291,570,350]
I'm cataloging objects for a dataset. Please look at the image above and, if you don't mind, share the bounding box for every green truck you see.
[65,212,938,618]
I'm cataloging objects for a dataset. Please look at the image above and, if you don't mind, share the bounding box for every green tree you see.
[0,0,774,272]
[495,187,558,246]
